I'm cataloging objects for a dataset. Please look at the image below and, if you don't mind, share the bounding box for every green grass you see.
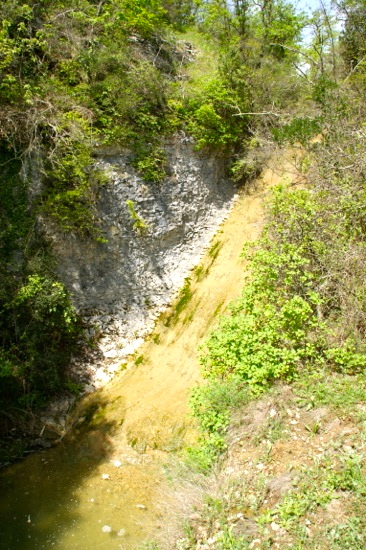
[256,451,366,547]
[208,239,223,261]
[164,278,193,327]
[294,370,366,418]
[174,28,219,94]
[193,264,205,281]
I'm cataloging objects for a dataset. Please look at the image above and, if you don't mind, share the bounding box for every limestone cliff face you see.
[48,135,236,374]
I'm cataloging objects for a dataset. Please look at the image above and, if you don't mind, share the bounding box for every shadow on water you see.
[0,393,118,550]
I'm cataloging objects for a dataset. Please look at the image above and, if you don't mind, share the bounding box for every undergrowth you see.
[0,152,82,422]
[187,104,366,473]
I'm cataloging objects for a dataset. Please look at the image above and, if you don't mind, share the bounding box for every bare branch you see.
[293,62,315,84]
[319,0,337,81]
[97,1,106,17]
[342,55,366,84]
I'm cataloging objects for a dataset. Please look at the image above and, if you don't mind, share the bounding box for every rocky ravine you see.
[47,134,236,393]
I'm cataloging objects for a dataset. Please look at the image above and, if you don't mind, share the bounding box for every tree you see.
[252,0,307,59]
[163,0,197,28]
[338,0,366,72]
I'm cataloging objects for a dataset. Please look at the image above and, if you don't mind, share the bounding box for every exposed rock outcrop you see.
[47,135,237,387]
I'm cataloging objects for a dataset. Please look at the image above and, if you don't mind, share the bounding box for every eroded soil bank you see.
[0,151,302,549]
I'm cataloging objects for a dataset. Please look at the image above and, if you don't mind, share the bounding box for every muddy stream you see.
[0,154,300,549]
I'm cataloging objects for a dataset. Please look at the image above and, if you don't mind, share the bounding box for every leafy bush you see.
[192,124,366,461]
[185,78,250,150]
[201,294,320,390]
[272,117,322,145]
[0,274,82,409]
[188,378,249,470]
[0,151,82,417]
[41,111,107,237]
[114,0,167,37]
[200,237,325,394]
[133,147,167,183]
[125,200,149,234]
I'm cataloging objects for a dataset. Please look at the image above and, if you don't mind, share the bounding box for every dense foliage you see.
[0,151,82,422]
[187,0,366,469]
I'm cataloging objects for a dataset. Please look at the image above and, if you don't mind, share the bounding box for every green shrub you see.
[0,152,82,414]
[134,147,167,183]
[125,200,149,234]
[42,111,106,237]
[271,117,322,145]
[188,377,249,470]
[201,286,322,392]
[114,0,167,37]
[191,157,366,464]
[0,274,81,408]
[185,78,250,150]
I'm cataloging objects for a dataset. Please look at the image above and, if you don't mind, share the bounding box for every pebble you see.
[117,529,126,537]
[101,474,110,480]
[102,525,112,533]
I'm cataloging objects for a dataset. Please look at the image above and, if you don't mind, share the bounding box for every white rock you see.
[104,349,118,359]
[53,146,237,397]
[102,525,112,533]
[108,363,121,373]
[101,473,110,480]
[117,529,126,537]
[112,460,122,468]
[95,370,111,383]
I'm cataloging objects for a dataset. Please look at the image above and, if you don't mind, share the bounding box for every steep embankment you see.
[0,150,300,550]
[49,138,236,393]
